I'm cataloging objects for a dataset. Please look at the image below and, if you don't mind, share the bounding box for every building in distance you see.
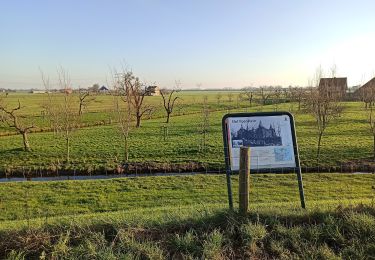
[146,86,161,96]
[99,85,109,93]
[318,77,348,100]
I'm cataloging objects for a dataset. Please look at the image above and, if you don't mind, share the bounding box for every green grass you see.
[0,91,247,134]
[0,171,374,258]
[1,91,374,175]
[1,203,374,259]
[0,173,374,222]
[2,91,374,258]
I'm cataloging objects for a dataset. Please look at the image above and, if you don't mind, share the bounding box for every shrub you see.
[170,230,201,258]
[202,229,223,259]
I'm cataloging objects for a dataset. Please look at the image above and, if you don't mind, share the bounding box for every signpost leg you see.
[296,167,306,209]
[239,147,250,214]
[225,168,233,210]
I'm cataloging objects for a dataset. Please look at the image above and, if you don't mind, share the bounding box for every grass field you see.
[2,204,375,259]
[0,173,374,258]
[0,91,374,176]
[0,173,373,222]
[0,91,247,133]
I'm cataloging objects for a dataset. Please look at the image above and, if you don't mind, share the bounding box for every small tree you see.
[112,85,132,162]
[0,99,35,151]
[41,67,80,163]
[227,92,233,103]
[199,95,210,153]
[120,72,153,128]
[368,104,375,160]
[108,68,135,163]
[40,70,60,135]
[363,83,375,159]
[305,68,342,161]
[216,92,222,105]
[58,68,80,163]
[160,88,180,124]
[272,87,282,111]
[241,87,255,107]
[78,88,95,115]
[259,86,272,105]
[289,86,305,111]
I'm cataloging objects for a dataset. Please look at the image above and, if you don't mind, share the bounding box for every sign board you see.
[223,112,297,172]
[222,112,305,208]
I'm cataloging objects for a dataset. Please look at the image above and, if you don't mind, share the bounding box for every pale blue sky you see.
[1,0,375,89]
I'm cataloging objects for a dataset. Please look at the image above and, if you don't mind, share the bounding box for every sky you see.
[1,0,375,89]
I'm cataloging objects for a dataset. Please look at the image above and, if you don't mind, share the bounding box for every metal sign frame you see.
[222,111,306,209]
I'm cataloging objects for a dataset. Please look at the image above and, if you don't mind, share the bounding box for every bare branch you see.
[160,88,181,124]
[0,99,35,151]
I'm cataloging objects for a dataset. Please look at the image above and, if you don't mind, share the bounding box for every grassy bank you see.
[0,173,374,258]
[1,204,374,259]
[0,173,374,222]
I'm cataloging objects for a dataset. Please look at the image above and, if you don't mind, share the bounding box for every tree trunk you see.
[166,113,170,123]
[124,136,129,162]
[202,131,206,152]
[22,132,31,151]
[79,103,83,115]
[66,136,70,163]
[316,132,323,162]
[136,115,141,128]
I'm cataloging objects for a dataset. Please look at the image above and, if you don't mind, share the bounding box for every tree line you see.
[0,68,181,165]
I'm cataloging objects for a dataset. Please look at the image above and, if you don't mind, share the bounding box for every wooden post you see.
[239,146,250,214]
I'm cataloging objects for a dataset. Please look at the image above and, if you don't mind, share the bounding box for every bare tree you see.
[304,67,342,161]
[41,67,80,163]
[119,72,153,128]
[360,88,370,108]
[259,86,272,105]
[368,104,375,160]
[78,88,95,115]
[272,86,283,111]
[283,87,289,100]
[199,95,210,153]
[40,70,60,135]
[0,99,35,151]
[215,92,222,105]
[107,68,135,163]
[289,86,305,111]
[227,92,233,103]
[241,87,255,107]
[58,68,80,163]
[112,84,132,162]
[362,79,375,159]
[160,87,180,124]
[236,94,241,108]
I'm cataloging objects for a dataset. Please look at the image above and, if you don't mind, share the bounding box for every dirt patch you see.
[0,161,209,179]
[339,158,375,172]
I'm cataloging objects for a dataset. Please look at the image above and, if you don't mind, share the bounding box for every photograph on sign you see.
[225,114,296,171]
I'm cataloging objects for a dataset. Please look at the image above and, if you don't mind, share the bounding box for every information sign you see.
[222,112,305,209]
